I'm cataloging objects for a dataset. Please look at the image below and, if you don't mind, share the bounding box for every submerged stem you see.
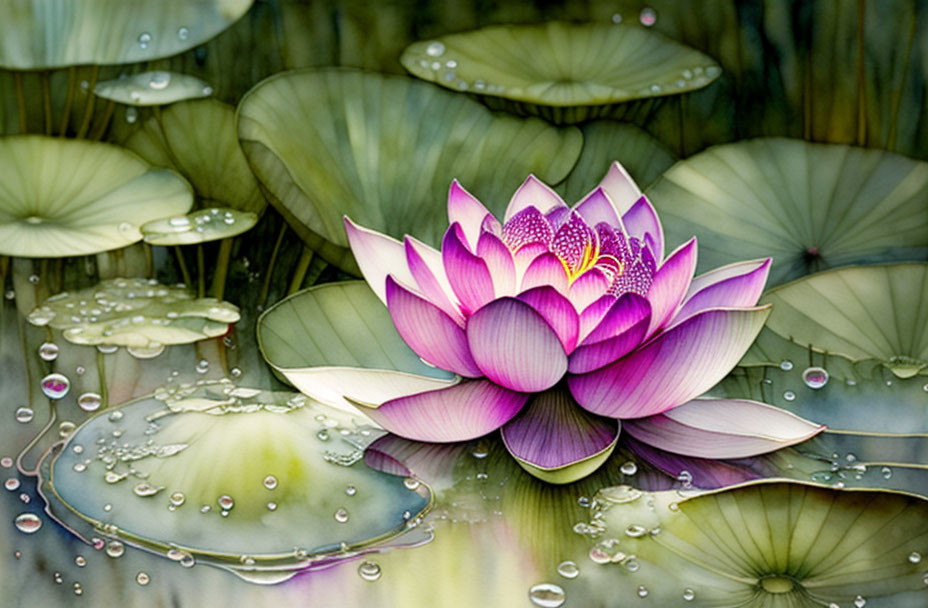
[174,246,193,290]
[13,72,27,133]
[40,71,52,135]
[197,245,206,298]
[58,67,77,136]
[258,222,288,308]
[287,246,314,295]
[74,66,99,139]
[89,99,116,141]
[96,348,109,409]
[210,238,234,300]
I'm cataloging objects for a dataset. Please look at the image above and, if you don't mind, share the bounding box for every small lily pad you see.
[28,277,240,349]
[141,207,257,246]
[647,138,928,285]
[124,99,266,213]
[43,382,430,581]
[0,0,254,69]
[258,281,456,414]
[400,22,721,124]
[237,68,581,271]
[0,135,192,258]
[93,71,213,106]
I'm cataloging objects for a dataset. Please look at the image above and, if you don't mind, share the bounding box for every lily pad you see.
[141,208,257,246]
[43,382,430,581]
[647,138,928,285]
[400,22,721,124]
[28,277,240,349]
[760,263,928,378]
[125,99,266,213]
[93,71,213,106]
[579,480,928,607]
[237,68,582,271]
[0,135,192,258]
[0,0,254,69]
[257,281,456,414]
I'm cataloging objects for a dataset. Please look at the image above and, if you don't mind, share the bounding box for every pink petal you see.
[363,434,470,481]
[504,174,568,222]
[569,294,651,374]
[674,259,772,324]
[568,306,771,418]
[386,276,482,377]
[502,206,555,252]
[448,179,499,250]
[466,297,568,392]
[621,196,665,262]
[582,292,651,344]
[623,398,825,458]
[513,241,550,278]
[520,252,569,294]
[516,286,580,353]
[405,236,464,326]
[644,237,697,337]
[358,380,528,442]
[568,267,610,311]
[500,388,619,470]
[578,295,618,341]
[624,436,764,489]
[477,231,517,296]
[597,161,643,214]
[572,187,622,228]
[344,217,415,304]
[442,223,495,314]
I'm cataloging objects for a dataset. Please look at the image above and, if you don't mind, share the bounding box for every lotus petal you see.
[344,218,415,304]
[520,252,569,294]
[501,389,619,484]
[582,293,651,344]
[567,267,610,311]
[442,223,495,313]
[572,187,622,229]
[467,298,568,393]
[623,436,764,489]
[516,286,580,353]
[621,196,664,261]
[675,258,771,323]
[569,306,770,418]
[448,179,496,249]
[504,174,568,222]
[569,319,651,375]
[356,380,528,442]
[599,160,644,213]
[477,232,517,296]
[644,237,697,336]
[404,236,463,325]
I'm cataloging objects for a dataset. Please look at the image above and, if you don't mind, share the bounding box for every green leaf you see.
[237,68,582,271]
[0,0,253,69]
[647,138,928,286]
[400,22,721,124]
[141,207,257,246]
[0,135,192,258]
[93,71,212,106]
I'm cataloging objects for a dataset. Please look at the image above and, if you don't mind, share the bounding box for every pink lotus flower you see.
[344,162,824,483]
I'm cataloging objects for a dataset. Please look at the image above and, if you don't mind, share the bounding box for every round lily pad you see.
[42,382,430,581]
[258,281,456,414]
[93,71,213,106]
[124,99,266,213]
[400,22,721,124]
[0,135,192,258]
[237,68,582,271]
[0,0,254,69]
[647,138,928,285]
[141,207,257,246]
[28,277,240,349]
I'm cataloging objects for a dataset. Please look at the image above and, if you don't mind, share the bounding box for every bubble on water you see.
[802,366,829,389]
[15,407,34,424]
[263,475,278,490]
[639,7,657,26]
[105,540,125,558]
[334,507,349,523]
[620,461,638,475]
[425,41,445,57]
[78,392,102,412]
[14,513,41,534]
[41,373,70,399]
[38,342,59,361]
[528,582,565,607]
[358,560,382,581]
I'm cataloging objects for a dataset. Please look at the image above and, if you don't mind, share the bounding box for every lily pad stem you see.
[96,349,108,409]
[174,246,193,290]
[210,238,234,300]
[258,222,288,307]
[58,67,77,136]
[287,246,314,295]
[855,0,867,146]
[13,72,27,133]
[75,66,99,139]
[197,245,206,298]
[16,401,56,477]
[41,71,52,135]
[89,99,116,141]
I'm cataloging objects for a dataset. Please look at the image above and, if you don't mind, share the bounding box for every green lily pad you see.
[141,208,257,246]
[93,71,212,106]
[27,277,240,350]
[647,138,928,286]
[257,281,456,414]
[0,135,192,258]
[43,382,430,582]
[579,480,928,607]
[555,121,676,202]
[125,99,266,213]
[400,22,721,124]
[237,68,582,271]
[0,0,254,69]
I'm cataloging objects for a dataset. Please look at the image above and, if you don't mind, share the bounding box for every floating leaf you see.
[647,138,928,285]
[257,281,456,414]
[141,207,257,246]
[237,68,582,271]
[0,135,192,258]
[93,71,212,106]
[28,277,239,349]
[125,99,266,213]
[0,0,254,69]
[400,22,720,124]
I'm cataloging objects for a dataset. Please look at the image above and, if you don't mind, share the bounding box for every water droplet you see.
[267,502,277,511]
[108,411,124,422]
[779,360,794,371]
[425,41,445,57]
[358,560,382,581]
[5,478,20,491]
[909,551,922,564]
[706,65,722,78]
[14,513,41,534]
[201,86,213,96]
[177,27,189,40]
[138,32,152,49]
[0,458,11,468]
[783,391,796,401]
[217,495,234,510]
[637,585,649,598]
[676,470,693,486]
[15,407,34,424]
[75,555,86,567]
[554,560,579,579]
[528,582,565,607]
[73,463,86,472]
[41,373,70,399]
[611,13,623,24]
[97,344,119,354]
[403,478,420,491]
[38,342,59,361]
[136,571,150,585]
[78,392,102,412]
[196,360,209,374]
[148,72,170,89]
[881,466,893,479]
[180,554,195,568]
[316,429,330,441]
[105,540,125,558]
[625,524,647,538]
[802,366,829,389]
[625,558,640,572]
[58,421,76,438]
[19,494,29,503]
[73,583,82,595]
[170,492,185,506]
[28,274,39,284]
[263,475,278,490]
[133,482,163,497]
[854,596,866,608]
[127,343,165,359]
[683,588,695,601]
[639,7,657,26]
[334,507,349,523]
[620,461,638,475]
[345,485,357,496]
